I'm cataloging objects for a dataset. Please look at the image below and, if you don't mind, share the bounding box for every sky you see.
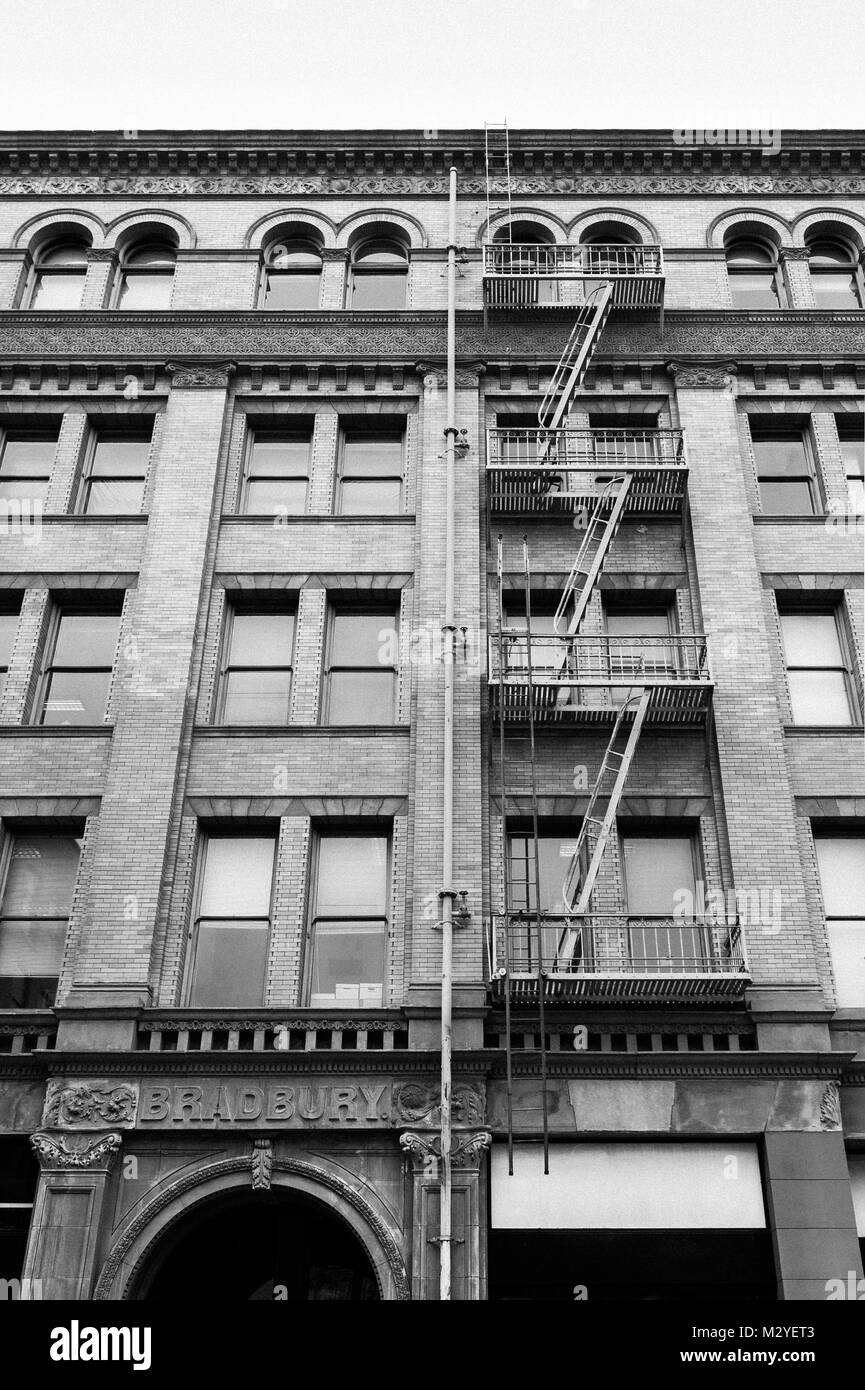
[0,0,862,132]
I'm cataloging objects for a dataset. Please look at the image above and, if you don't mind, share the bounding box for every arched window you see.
[29,241,88,309]
[806,236,863,308]
[580,226,641,275]
[116,242,176,310]
[262,239,322,309]
[350,236,408,310]
[724,236,783,308]
[493,221,554,246]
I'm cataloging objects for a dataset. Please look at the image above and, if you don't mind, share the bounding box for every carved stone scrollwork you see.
[451,1131,492,1171]
[251,1138,273,1191]
[400,1130,492,1172]
[780,247,812,261]
[392,1081,485,1128]
[42,1081,138,1130]
[666,360,738,389]
[30,1131,122,1170]
[166,360,236,389]
[820,1081,842,1130]
[85,248,117,262]
[416,360,486,389]
[400,1132,437,1167]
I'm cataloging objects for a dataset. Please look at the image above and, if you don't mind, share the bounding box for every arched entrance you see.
[135,1187,381,1301]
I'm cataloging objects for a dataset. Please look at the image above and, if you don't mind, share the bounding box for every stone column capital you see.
[780,246,812,262]
[666,360,738,389]
[166,360,236,389]
[30,1131,122,1172]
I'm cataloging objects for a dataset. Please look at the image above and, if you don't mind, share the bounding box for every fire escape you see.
[482,126,749,1164]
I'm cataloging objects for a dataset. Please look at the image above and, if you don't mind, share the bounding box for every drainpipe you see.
[439,164,458,1302]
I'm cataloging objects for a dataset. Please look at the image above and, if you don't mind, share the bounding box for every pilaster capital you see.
[400,1130,492,1173]
[30,1131,122,1172]
[666,359,738,389]
[166,359,236,389]
[415,360,486,389]
[779,246,812,262]
[85,248,118,264]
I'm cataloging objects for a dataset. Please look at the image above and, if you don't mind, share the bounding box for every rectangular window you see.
[814,834,865,1007]
[241,425,311,517]
[509,831,576,915]
[621,830,707,969]
[337,425,404,515]
[0,424,58,507]
[325,604,398,724]
[216,602,295,725]
[502,595,565,672]
[0,1138,38,1285]
[187,834,275,1007]
[38,604,121,726]
[604,602,676,681]
[837,416,865,515]
[0,832,82,1008]
[307,833,388,1007]
[750,422,816,514]
[0,602,20,700]
[78,423,151,515]
[779,608,855,726]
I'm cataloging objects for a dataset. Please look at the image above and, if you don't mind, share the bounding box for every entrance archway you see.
[138,1187,380,1301]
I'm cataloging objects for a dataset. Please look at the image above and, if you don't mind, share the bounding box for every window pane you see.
[0,971,59,1009]
[1,836,81,916]
[623,836,696,916]
[308,920,386,1007]
[39,246,88,268]
[91,439,150,477]
[510,834,576,914]
[339,479,402,514]
[41,670,111,725]
[351,273,406,310]
[188,920,269,1007]
[825,923,865,1008]
[125,248,175,269]
[243,478,307,515]
[758,479,814,514]
[0,479,48,506]
[263,273,321,309]
[0,613,17,668]
[788,670,852,725]
[814,838,865,916]
[328,671,395,724]
[811,274,860,308]
[330,612,395,665]
[780,613,843,666]
[0,922,66,979]
[84,479,145,514]
[199,837,275,917]
[53,613,120,667]
[0,438,56,475]
[752,435,808,476]
[222,669,291,724]
[248,438,310,476]
[31,273,85,309]
[728,275,779,308]
[840,438,864,477]
[316,836,388,915]
[229,611,295,667]
[354,243,406,264]
[726,243,774,266]
[342,438,403,477]
[117,273,173,309]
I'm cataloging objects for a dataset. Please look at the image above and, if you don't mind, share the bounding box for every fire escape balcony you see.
[489,632,713,726]
[486,428,687,515]
[487,913,749,1005]
[482,242,665,312]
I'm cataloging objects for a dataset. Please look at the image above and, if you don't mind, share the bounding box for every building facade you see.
[0,127,863,1301]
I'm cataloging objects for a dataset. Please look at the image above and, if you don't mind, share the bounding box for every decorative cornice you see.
[31,1130,122,1170]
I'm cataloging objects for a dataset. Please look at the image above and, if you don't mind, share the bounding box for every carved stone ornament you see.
[666,360,738,389]
[251,1138,273,1192]
[779,246,813,261]
[392,1081,485,1128]
[30,1131,122,1170]
[42,1080,138,1130]
[416,360,486,389]
[166,360,236,389]
[820,1081,842,1130]
[400,1130,492,1171]
[451,1131,492,1170]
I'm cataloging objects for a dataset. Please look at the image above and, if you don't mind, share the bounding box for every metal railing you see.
[487,428,686,469]
[489,632,711,685]
[136,1009,409,1053]
[483,243,664,279]
[489,913,747,979]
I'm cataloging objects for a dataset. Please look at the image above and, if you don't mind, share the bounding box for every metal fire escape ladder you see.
[557,689,652,964]
[553,476,632,637]
[537,283,614,432]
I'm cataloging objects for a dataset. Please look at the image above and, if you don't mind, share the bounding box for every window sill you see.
[783,724,864,736]
[193,724,410,737]
[220,513,415,524]
[37,514,149,524]
[0,724,114,736]
[753,514,836,525]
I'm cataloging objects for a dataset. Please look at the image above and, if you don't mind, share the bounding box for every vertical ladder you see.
[559,687,652,937]
[554,475,632,635]
[484,122,513,244]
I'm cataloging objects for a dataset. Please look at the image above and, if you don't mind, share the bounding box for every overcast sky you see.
[0,0,862,132]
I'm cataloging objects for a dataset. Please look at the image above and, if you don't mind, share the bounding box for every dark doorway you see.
[489,1229,775,1300]
[139,1188,380,1301]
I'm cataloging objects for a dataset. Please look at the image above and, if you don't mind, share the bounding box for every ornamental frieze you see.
[3,174,865,197]
[42,1080,138,1130]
